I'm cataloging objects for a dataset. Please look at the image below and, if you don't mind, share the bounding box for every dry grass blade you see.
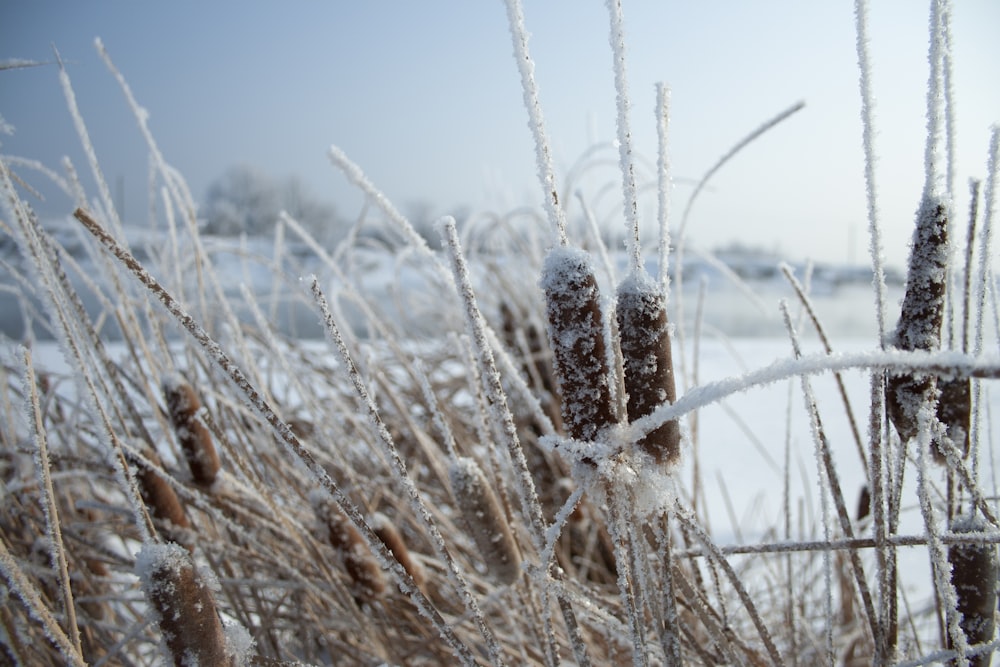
[20,347,83,658]
[0,535,87,667]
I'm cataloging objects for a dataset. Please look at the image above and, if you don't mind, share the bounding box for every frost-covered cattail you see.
[313,495,386,601]
[887,197,949,458]
[371,511,426,590]
[136,542,235,667]
[163,375,221,486]
[134,454,189,531]
[937,376,971,459]
[540,246,617,443]
[947,513,998,666]
[449,457,522,585]
[616,271,681,466]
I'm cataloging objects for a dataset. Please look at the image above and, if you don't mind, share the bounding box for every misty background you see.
[2,1,999,269]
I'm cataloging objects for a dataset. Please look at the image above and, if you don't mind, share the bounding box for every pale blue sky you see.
[2,1,998,268]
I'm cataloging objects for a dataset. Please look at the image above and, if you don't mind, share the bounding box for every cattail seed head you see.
[135,458,189,531]
[947,513,998,666]
[449,457,522,585]
[163,375,221,486]
[540,246,617,443]
[616,271,681,466]
[371,511,426,589]
[136,542,234,666]
[937,376,971,459]
[888,197,949,458]
[312,496,386,601]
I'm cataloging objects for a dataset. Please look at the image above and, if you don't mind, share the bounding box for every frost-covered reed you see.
[2,0,1000,665]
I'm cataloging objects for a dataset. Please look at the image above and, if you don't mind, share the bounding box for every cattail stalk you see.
[136,542,235,666]
[540,246,617,445]
[449,457,522,585]
[616,272,681,466]
[947,513,998,667]
[163,375,221,487]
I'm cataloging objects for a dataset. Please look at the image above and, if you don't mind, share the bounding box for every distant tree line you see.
[201,164,470,250]
[201,165,339,241]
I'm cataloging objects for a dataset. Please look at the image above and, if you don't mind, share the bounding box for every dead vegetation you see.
[1,0,999,665]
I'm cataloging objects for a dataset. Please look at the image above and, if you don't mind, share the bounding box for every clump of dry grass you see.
[1,1,999,665]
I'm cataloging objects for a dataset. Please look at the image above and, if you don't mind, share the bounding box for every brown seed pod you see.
[371,511,426,589]
[449,457,522,585]
[163,375,221,486]
[539,246,617,443]
[136,542,234,666]
[947,513,998,666]
[937,376,971,459]
[313,497,386,601]
[616,271,681,466]
[135,454,189,531]
[887,196,949,459]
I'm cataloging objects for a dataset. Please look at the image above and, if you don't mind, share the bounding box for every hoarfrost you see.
[540,245,616,442]
[134,541,190,598]
[502,0,567,244]
[892,195,949,353]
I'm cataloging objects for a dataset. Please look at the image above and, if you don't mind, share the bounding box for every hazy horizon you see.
[3,1,999,268]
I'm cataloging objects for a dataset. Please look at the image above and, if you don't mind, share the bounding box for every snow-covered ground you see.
[0,219,904,342]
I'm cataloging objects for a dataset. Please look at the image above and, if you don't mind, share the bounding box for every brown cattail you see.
[947,513,998,666]
[937,376,971,458]
[312,495,386,601]
[449,457,522,585]
[887,197,949,460]
[163,375,221,486]
[136,542,235,666]
[134,453,189,531]
[371,511,426,589]
[616,271,681,466]
[540,246,617,444]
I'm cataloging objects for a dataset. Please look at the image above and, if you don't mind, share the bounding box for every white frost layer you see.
[134,541,190,596]
[539,245,598,307]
